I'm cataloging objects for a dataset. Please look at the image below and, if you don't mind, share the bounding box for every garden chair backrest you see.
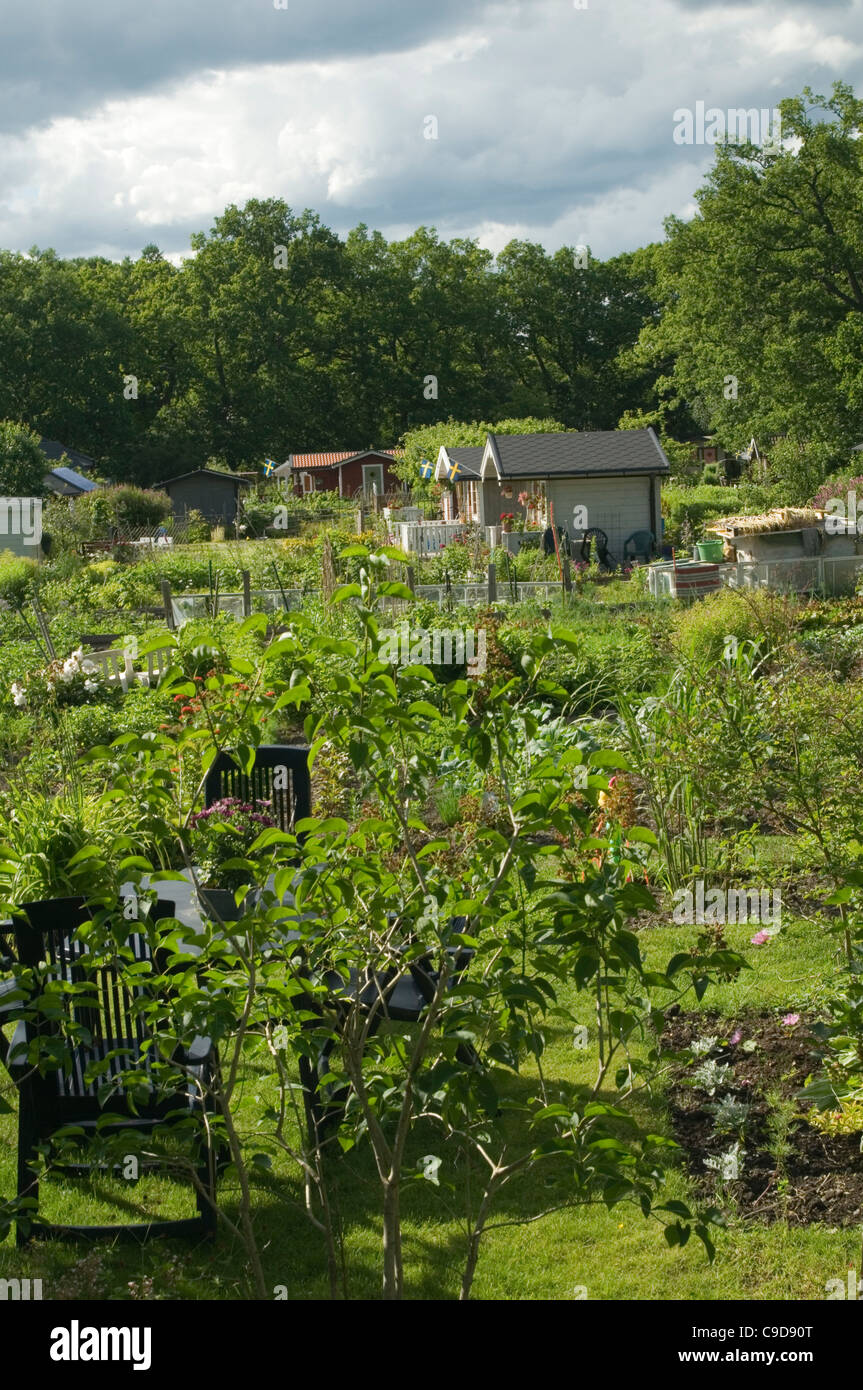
[203,745,312,840]
[145,647,175,681]
[624,530,655,562]
[13,898,177,1100]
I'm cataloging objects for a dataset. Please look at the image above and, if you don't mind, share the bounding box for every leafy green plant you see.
[59,554,743,1300]
[0,786,136,908]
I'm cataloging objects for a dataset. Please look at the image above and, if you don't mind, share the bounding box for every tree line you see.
[0,82,860,501]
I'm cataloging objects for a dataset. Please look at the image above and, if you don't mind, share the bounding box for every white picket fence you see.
[394,521,468,554]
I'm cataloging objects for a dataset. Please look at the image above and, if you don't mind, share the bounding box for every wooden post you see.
[406,565,415,595]
[487,562,497,603]
[161,579,175,630]
[242,570,252,617]
[562,554,572,595]
[356,507,365,535]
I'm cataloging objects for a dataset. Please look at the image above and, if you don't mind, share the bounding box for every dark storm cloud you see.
[2,0,863,261]
[0,0,492,134]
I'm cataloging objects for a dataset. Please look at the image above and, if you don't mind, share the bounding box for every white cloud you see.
[0,0,861,260]
[751,18,862,66]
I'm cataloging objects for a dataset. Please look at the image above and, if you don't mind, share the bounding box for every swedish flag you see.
[419,458,433,479]
[448,459,462,480]
[263,458,278,477]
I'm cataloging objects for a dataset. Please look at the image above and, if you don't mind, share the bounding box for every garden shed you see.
[279,449,404,498]
[706,508,860,562]
[434,446,485,522]
[154,469,250,524]
[463,428,669,555]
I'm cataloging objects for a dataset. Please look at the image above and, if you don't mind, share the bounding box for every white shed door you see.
[545,477,652,559]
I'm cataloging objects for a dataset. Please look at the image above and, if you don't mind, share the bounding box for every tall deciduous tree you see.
[637,82,863,496]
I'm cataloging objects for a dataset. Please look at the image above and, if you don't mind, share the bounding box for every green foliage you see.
[661,482,786,546]
[0,785,138,908]
[638,82,863,489]
[69,486,172,533]
[671,587,799,664]
[0,550,38,605]
[0,420,47,496]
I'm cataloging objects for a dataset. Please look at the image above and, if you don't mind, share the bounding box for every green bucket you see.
[696,538,724,563]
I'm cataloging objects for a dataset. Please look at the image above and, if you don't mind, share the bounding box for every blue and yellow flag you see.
[419,458,433,479]
[263,458,278,477]
[448,459,462,480]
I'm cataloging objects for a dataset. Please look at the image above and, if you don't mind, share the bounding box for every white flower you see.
[84,679,99,694]
[81,659,97,674]
[61,657,79,681]
[10,681,26,708]
[71,647,84,662]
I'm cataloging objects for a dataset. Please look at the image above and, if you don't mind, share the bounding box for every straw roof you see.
[707,507,824,538]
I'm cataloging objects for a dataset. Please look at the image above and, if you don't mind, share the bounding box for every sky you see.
[1,0,862,263]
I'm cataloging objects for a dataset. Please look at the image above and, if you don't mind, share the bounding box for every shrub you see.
[811,473,863,510]
[672,587,800,664]
[70,485,172,537]
[185,509,211,542]
[0,550,38,605]
[661,483,787,547]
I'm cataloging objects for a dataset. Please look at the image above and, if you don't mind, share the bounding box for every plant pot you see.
[696,539,724,563]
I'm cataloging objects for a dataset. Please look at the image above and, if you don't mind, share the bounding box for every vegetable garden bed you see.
[663,1010,863,1227]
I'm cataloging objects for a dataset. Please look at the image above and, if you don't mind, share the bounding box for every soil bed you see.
[662,1010,863,1227]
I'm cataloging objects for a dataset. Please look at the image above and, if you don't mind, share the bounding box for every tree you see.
[497,241,660,429]
[396,415,567,492]
[0,420,47,495]
[637,82,863,497]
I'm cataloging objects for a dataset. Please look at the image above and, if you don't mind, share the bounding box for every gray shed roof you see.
[154,469,250,489]
[443,445,484,479]
[45,465,97,494]
[487,428,670,478]
[39,438,96,472]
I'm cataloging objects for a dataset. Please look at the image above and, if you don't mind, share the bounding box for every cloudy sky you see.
[1,0,862,263]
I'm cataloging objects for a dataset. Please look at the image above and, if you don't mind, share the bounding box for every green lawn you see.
[1,907,851,1301]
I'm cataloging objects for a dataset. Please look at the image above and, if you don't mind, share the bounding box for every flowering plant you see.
[188,796,277,891]
[499,512,515,532]
[10,648,119,710]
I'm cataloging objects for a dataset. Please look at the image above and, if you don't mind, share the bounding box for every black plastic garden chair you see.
[0,922,19,1074]
[580,527,617,573]
[204,744,312,838]
[8,896,218,1246]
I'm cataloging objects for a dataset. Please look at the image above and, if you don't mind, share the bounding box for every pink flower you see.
[728,1029,743,1046]
[750,930,771,946]
[781,1013,800,1027]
